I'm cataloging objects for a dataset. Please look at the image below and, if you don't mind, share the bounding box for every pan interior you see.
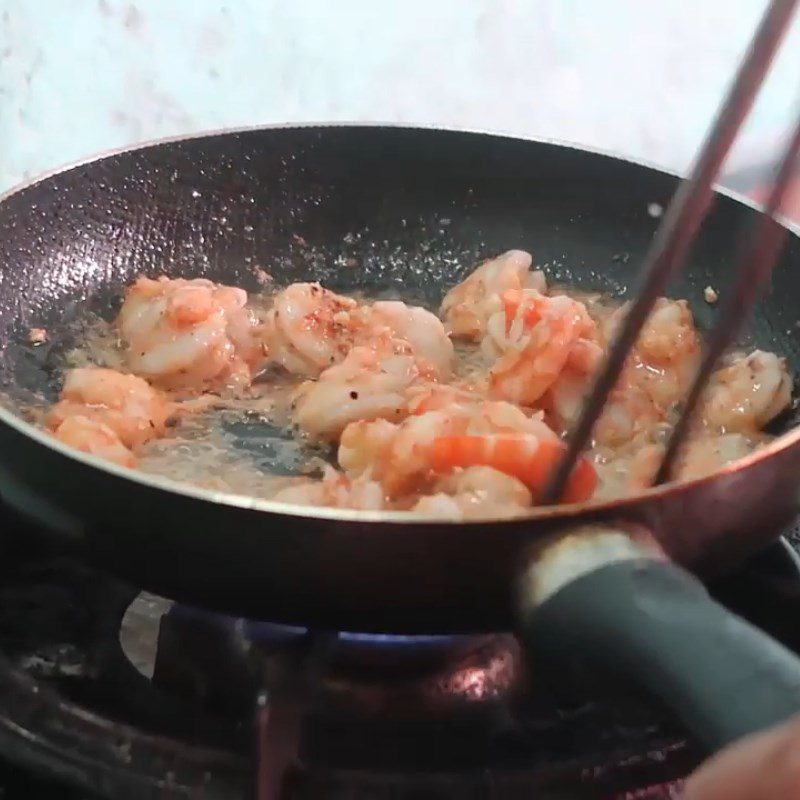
[0,126,798,490]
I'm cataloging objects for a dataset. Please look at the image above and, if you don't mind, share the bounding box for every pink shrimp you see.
[368,300,455,378]
[46,366,211,467]
[271,466,387,510]
[292,346,433,441]
[117,276,261,391]
[262,283,361,377]
[439,250,546,341]
[263,282,454,380]
[47,367,173,449]
[411,466,533,519]
[539,334,605,432]
[338,399,594,503]
[488,292,598,406]
[338,410,456,496]
[52,415,138,468]
[404,383,484,416]
[702,351,791,434]
[429,434,597,504]
[602,298,700,412]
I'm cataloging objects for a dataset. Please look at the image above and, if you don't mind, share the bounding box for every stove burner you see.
[177,602,492,669]
[247,622,479,671]
[1,503,800,799]
[148,595,695,799]
[153,601,521,717]
[0,556,696,799]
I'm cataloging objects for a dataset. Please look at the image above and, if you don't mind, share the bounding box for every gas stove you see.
[1,501,800,800]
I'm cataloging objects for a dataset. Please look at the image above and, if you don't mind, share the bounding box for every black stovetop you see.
[1,501,800,800]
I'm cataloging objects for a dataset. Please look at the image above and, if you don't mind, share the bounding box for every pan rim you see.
[2,119,798,234]
[0,121,798,527]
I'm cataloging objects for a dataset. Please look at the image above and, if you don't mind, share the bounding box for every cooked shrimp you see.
[51,415,137,468]
[602,298,700,411]
[637,298,699,363]
[338,399,593,502]
[591,387,665,447]
[593,354,777,496]
[271,466,386,510]
[440,250,546,341]
[542,363,596,432]
[117,276,261,390]
[491,295,694,437]
[404,383,485,415]
[408,493,463,518]
[340,400,558,478]
[632,299,700,409]
[474,400,561,440]
[369,301,454,378]
[560,298,701,446]
[676,432,756,480]
[411,466,532,519]
[594,431,755,498]
[337,417,400,479]
[539,336,605,432]
[430,434,596,503]
[47,367,173,448]
[513,301,664,446]
[263,283,453,379]
[262,283,360,377]
[339,410,455,495]
[482,287,547,360]
[702,351,792,433]
[489,293,598,406]
[592,441,665,498]
[292,346,432,441]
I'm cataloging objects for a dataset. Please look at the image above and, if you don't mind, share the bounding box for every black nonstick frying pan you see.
[1,125,800,754]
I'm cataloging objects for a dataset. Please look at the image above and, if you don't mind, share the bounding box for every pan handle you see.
[518,526,800,752]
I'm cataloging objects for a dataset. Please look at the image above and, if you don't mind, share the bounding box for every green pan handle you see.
[518,528,800,752]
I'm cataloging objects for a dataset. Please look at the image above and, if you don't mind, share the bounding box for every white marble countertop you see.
[0,0,798,191]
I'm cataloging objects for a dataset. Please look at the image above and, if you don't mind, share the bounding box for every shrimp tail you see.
[430,435,597,504]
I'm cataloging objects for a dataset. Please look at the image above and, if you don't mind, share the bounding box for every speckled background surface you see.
[0,0,798,194]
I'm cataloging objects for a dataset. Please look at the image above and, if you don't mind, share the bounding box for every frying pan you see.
[2,125,800,753]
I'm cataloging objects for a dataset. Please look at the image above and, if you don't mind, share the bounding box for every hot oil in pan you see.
[127,359,332,499]
[10,310,328,500]
[48,287,571,498]
[3,280,786,508]
[138,409,329,500]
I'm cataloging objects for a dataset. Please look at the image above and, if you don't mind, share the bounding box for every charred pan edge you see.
[0,123,798,526]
